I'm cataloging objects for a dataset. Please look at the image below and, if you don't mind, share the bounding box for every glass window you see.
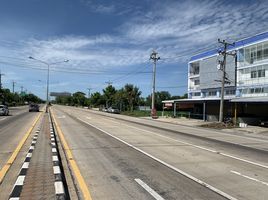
[264,43,268,59]
[238,49,244,62]
[245,48,251,64]
[208,91,217,96]
[250,46,257,63]
[258,69,265,77]
[251,70,257,78]
[194,79,200,85]
[257,44,263,61]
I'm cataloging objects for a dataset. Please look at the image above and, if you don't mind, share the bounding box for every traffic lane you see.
[0,106,28,123]
[59,106,268,166]
[75,106,268,150]
[0,111,40,169]
[58,107,268,200]
[53,108,227,200]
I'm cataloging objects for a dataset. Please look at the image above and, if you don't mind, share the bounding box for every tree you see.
[73,92,87,106]
[90,92,105,107]
[103,85,116,107]
[123,84,142,112]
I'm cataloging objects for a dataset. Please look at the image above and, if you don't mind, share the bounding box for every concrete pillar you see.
[203,101,206,121]
[173,102,177,117]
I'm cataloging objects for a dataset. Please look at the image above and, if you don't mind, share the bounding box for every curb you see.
[49,115,66,200]
[9,128,40,200]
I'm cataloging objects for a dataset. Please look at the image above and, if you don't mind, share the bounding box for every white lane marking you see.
[77,117,237,200]
[231,171,268,186]
[135,178,165,200]
[15,176,25,185]
[52,156,59,162]
[51,142,56,146]
[9,197,20,200]
[100,117,268,169]
[52,148,57,153]
[32,140,36,144]
[53,166,61,174]
[54,181,64,194]
[22,162,30,169]
[86,116,92,120]
[29,146,34,150]
[26,153,32,158]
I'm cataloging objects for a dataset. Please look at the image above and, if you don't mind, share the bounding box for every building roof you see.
[190,31,268,62]
[162,97,232,103]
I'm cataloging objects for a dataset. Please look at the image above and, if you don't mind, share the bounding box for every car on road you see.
[29,104,39,112]
[107,106,120,114]
[260,120,268,127]
[0,105,9,116]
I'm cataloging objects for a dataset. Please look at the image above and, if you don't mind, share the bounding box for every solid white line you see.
[102,117,268,169]
[14,176,25,186]
[52,148,57,153]
[9,197,20,200]
[22,162,30,169]
[230,170,268,186]
[77,117,237,200]
[53,166,61,174]
[135,178,165,200]
[54,181,64,194]
[0,117,7,121]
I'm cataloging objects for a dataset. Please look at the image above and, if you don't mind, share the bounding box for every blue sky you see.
[0,0,268,99]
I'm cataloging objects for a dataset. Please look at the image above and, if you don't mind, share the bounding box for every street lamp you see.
[28,56,69,112]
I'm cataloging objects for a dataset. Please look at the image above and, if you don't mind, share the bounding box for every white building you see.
[163,32,268,124]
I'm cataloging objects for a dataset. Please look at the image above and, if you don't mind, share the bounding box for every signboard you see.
[50,92,71,97]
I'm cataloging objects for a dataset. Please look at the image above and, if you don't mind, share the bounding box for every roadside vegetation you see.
[54,83,187,115]
[0,88,43,106]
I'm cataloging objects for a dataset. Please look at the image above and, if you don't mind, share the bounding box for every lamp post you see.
[28,56,69,112]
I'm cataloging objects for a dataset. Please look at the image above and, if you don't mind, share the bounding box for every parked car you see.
[260,120,268,127]
[102,107,108,112]
[0,105,9,116]
[29,104,39,112]
[107,107,120,114]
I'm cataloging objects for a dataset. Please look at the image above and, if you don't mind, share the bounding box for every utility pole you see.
[150,50,160,119]
[0,70,4,90]
[217,39,235,122]
[12,81,16,93]
[87,88,92,98]
[21,86,24,93]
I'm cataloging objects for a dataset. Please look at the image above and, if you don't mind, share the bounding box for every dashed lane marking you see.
[77,117,238,200]
[135,178,165,200]
[99,117,268,170]
[230,170,268,187]
[0,113,42,184]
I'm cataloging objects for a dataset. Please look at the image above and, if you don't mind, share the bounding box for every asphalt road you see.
[52,105,268,200]
[0,106,40,168]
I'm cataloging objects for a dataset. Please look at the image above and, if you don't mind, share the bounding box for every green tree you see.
[103,85,116,107]
[123,84,142,112]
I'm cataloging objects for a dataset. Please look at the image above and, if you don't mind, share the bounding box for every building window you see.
[193,92,201,96]
[251,69,265,78]
[248,87,264,94]
[251,70,257,78]
[194,79,200,85]
[190,62,200,75]
[208,91,217,96]
[258,69,265,77]
[225,90,235,95]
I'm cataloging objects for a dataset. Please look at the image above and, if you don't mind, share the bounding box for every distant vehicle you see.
[0,105,9,116]
[260,120,268,127]
[29,104,39,112]
[107,107,120,114]
[102,107,108,112]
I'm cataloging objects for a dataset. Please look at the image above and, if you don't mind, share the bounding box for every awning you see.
[231,97,268,102]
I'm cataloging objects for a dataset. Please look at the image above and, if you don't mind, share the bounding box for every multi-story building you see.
[163,32,268,123]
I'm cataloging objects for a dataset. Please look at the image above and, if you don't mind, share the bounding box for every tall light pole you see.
[150,50,160,119]
[28,56,69,112]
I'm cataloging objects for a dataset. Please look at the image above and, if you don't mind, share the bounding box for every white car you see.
[0,105,9,116]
